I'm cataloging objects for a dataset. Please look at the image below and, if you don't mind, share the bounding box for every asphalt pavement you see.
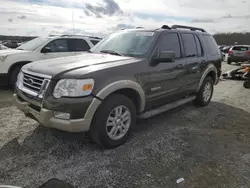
[0,63,250,188]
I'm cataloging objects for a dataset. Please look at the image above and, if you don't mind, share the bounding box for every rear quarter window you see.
[90,40,100,45]
[202,35,220,55]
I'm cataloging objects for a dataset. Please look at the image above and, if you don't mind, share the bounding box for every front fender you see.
[96,80,146,112]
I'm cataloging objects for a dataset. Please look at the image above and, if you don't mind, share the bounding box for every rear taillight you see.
[246,51,250,55]
[228,50,233,55]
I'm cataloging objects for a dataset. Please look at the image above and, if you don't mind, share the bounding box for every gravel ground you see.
[1,63,250,188]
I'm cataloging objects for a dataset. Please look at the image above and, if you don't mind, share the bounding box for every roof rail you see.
[171,25,206,32]
[60,34,102,39]
[136,27,144,29]
[161,25,171,29]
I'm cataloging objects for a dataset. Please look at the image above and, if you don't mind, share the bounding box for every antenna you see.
[72,9,75,37]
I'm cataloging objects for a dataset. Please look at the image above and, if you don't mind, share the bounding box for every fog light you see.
[53,111,70,120]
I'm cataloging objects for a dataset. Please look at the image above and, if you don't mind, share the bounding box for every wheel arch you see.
[8,61,32,75]
[96,80,146,113]
[197,64,218,92]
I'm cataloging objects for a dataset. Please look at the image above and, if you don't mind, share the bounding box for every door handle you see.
[176,64,184,68]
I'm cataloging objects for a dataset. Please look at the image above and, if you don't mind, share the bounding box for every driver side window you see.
[158,33,181,58]
[44,39,68,52]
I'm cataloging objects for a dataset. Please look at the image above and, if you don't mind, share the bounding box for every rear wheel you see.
[9,65,22,88]
[90,94,136,149]
[194,76,214,106]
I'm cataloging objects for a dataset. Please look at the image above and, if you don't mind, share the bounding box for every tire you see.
[9,65,22,88]
[194,76,214,106]
[90,94,136,149]
[243,81,250,89]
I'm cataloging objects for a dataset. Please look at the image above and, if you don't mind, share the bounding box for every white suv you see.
[0,35,101,87]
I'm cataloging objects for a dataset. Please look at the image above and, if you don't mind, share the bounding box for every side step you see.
[139,96,196,119]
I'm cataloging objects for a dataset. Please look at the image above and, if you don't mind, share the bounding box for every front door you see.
[145,32,187,109]
[41,39,75,60]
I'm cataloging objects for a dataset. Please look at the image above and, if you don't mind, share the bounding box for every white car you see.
[0,35,101,87]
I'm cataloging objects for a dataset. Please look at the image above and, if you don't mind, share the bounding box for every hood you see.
[0,49,28,55]
[23,53,136,77]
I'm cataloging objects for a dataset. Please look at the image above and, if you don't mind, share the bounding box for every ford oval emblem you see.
[27,78,34,85]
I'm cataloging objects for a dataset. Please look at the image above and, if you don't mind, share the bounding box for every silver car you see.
[227,45,250,64]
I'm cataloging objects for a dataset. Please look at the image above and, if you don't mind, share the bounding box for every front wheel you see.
[90,94,136,149]
[243,81,250,89]
[9,65,22,88]
[194,76,214,106]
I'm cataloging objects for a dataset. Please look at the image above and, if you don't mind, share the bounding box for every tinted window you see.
[203,35,220,55]
[232,46,249,51]
[194,35,204,57]
[45,39,68,52]
[90,40,99,45]
[181,33,196,57]
[68,39,90,52]
[158,33,181,58]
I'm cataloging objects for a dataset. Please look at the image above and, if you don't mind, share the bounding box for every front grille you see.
[18,70,51,99]
[23,72,44,92]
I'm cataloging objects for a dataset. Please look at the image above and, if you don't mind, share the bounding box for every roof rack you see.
[171,25,206,32]
[136,27,144,29]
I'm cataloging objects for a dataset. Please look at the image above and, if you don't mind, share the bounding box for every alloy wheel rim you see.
[106,105,131,140]
[203,82,212,102]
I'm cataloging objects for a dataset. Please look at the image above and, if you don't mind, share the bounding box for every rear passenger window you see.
[68,39,90,52]
[194,35,204,57]
[232,46,249,51]
[181,34,197,57]
[158,33,181,58]
[203,35,220,55]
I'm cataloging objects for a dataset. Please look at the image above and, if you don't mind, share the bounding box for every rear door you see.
[180,33,206,91]
[146,32,187,109]
[41,39,75,59]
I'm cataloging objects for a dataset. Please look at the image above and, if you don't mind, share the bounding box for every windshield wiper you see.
[100,50,123,56]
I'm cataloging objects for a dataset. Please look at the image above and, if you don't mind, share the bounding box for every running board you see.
[139,96,196,119]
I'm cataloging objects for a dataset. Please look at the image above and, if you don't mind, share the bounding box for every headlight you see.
[16,71,24,87]
[53,79,94,98]
[0,55,7,62]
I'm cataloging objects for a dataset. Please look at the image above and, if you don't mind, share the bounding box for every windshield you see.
[17,37,48,51]
[90,31,156,57]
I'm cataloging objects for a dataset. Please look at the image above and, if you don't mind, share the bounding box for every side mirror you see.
[155,51,175,63]
[41,47,52,53]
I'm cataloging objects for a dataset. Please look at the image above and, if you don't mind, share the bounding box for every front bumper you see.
[14,93,100,132]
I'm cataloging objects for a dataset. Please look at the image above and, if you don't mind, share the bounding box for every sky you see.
[0,0,250,37]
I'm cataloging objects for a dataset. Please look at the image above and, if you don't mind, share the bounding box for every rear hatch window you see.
[232,46,249,51]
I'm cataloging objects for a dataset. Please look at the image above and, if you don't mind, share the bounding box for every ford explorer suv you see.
[227,45,250,64]
[14,25,222,148]
[0,35,101,87]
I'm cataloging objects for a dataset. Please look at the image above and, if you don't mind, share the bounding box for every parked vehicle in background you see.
[227,45,250,64]
[14,25,221,148]
[0,44,9,50]
[3,40,19,49]
[0,35,102,87]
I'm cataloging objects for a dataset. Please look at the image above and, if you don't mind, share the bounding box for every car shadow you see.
[1,101,250,187]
